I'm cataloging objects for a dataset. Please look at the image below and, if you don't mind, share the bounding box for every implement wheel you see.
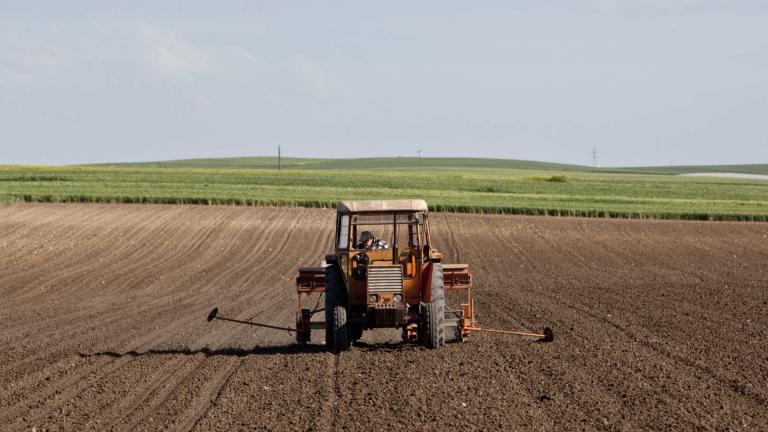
[421,263,445,349]
[324,264,350,353]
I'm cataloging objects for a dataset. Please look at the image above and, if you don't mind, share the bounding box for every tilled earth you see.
[1,203,767,431]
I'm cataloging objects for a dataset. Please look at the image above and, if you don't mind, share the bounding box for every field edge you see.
[8,193,768,222]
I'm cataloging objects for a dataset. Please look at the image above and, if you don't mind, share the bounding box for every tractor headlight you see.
[369,294,379,303]
[393,294,403,303]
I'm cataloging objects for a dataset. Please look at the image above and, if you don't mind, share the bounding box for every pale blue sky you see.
[1,1,767,166]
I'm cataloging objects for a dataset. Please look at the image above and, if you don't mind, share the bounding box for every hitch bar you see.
[466,326,554,342]
[207,307,297,333]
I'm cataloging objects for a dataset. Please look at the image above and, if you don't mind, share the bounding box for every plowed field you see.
[1,203,766,431]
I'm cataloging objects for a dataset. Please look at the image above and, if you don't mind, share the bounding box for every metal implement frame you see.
[209,265,553,344]
[207,200,553,346]
[441,263,475,341]
[206,307,297,332]
[294,263,553,343]
[295,266,327,344]
[441,264,553,342]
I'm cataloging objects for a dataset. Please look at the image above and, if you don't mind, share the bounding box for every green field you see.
[2,163,768,221]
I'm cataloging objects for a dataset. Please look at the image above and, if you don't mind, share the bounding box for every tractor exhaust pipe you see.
[206,307,297,333]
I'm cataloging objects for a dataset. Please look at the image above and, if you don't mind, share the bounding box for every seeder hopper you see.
[208,199,553,352]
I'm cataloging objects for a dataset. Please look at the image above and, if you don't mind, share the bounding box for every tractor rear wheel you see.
[324,264,350,353]
[422,263,445,349]
[331,306,349,352]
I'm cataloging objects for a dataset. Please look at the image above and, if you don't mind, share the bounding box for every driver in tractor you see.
[355,230,390,250]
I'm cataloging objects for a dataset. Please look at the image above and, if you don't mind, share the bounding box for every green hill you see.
[96,156,768,175]
[96,156,592,172]
[103,156,323,170]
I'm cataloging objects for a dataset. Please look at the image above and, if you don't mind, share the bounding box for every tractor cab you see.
[333,200,434,308]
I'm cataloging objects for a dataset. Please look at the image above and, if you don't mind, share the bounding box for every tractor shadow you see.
[78,341,417,358]
[350,340,421,353]
[78,344,328,358]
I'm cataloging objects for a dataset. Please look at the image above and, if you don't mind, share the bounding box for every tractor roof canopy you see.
[337,199,428,214]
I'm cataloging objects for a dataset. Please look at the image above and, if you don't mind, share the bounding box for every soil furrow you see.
[2,204,767,431]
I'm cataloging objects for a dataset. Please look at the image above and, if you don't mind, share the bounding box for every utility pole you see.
[592,146,598,168]
[417,150,422,166]
[278,145,282,171]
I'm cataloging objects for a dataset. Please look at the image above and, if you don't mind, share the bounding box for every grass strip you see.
[2,166,767,221]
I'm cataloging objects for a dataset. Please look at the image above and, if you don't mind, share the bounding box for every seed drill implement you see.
[208,200,553,352]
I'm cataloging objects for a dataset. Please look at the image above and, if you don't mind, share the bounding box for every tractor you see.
[208,199,552,352]
[296,199,470,352]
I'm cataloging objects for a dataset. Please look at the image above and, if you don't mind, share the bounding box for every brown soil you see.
[1,203,766,431]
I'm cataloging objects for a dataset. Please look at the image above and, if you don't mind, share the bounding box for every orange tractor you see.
[208,200,552,352]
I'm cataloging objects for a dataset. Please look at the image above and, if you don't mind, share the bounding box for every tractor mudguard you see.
[420,261,434,303]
